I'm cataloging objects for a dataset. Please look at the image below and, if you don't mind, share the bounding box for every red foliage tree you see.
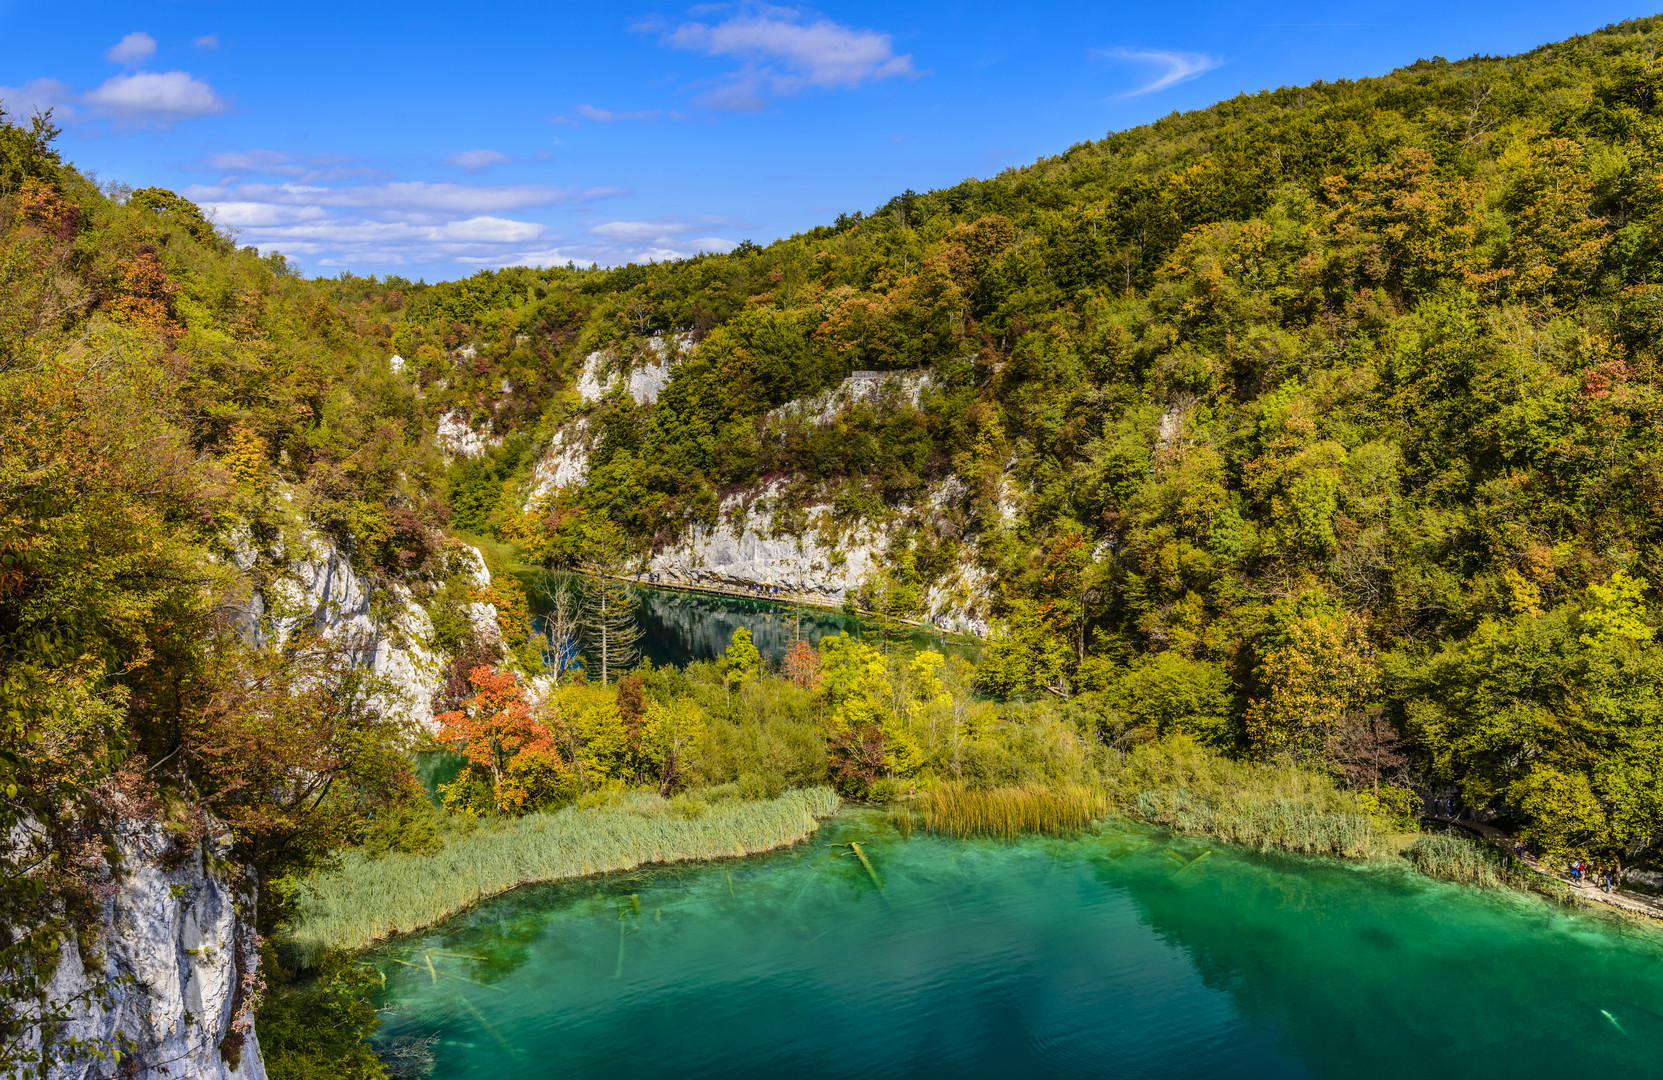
[436,664,556,811]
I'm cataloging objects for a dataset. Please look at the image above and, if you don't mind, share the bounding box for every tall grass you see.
[900,783,1110,840]
[288,787,840,961]
[1405,832,1576,902]
[1113,736,1385,858]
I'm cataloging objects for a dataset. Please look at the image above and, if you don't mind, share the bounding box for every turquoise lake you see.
[371,810,1663,1078]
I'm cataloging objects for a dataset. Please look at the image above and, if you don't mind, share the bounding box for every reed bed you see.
[1113,736,1385,858]
[900,783,1111,840]
[1404,832,1574,902]
[288,787,840,961]
[1132,787,1379,857]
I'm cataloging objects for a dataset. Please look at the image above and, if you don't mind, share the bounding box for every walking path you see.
[1423,816,1663,921]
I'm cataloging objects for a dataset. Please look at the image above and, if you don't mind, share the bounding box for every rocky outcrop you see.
[768,369,934,425]
[574,333,688,406]
[39,818,265,1080]
[435,410,500,459]
[524,416,595,505]
[231,528,503,730]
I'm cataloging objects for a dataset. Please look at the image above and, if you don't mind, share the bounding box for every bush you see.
[258,953,388,1080]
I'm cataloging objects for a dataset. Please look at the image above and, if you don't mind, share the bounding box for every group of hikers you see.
[1436,793,1628,897]
[1508,841,1621,893]
[1569,858,1620,893]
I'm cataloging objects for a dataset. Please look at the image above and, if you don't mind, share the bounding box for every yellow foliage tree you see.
[1245,610,1379,761]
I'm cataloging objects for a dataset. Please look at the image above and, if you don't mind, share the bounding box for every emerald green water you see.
[372,812,1663,1078]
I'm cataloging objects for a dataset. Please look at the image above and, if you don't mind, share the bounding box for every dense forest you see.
[8,13,1663,1078]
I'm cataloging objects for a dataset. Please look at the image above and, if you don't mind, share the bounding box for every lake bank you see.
[286,788,841,962]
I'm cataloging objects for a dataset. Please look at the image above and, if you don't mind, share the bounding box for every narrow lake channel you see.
[372,809,1663,1078]
[520,573,981,669]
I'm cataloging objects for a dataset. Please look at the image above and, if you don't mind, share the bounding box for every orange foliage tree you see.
[435,664,566,811]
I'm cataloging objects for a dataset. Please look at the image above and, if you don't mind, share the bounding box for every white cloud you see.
[106,32,157,66]
[194,35,220,50]
[85,71,229,125]
[183,173,654,270]
[0,78,78,121]
[1093,47,1222,96]
[181,154,728,272]
[647,4,917,110]
[589,220,699,241]
[447,149,512,173]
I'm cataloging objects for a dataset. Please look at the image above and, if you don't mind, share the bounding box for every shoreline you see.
[288,788,841,961]
[1421,815,1663,922]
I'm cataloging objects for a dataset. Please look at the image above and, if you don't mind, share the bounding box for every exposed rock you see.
[40,818,265,1080]
[574,333,688,406]
[768,369,934,426]
[645,483,990,637]
[524,417,595,506]
[435,411,500,460]
[388,354,404,373]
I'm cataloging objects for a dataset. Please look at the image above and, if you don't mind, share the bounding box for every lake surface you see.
[372,811,1663,1078]
[519,572,978,669]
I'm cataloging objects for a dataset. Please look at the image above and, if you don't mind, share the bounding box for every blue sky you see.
[1,1,1654,281]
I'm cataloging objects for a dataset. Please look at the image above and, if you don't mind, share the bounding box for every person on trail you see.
[1605,868,1615,893]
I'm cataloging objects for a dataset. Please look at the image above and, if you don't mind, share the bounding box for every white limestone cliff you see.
[644,483,991,637]
[230,529,502,730]
[39,817,265,1080]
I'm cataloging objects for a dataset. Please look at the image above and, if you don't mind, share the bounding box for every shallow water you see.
[372,812,1663,1078]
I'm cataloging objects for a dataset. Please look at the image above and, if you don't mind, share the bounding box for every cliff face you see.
[40,818,265,1080]
[523,357,994,637]
[34,530,507,1076]
[231,528,503,730]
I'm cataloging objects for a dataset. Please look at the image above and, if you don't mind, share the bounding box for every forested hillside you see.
[9,13,1663,1077]
[401,17,1663,854]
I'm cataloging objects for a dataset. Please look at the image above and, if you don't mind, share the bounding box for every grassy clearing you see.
[288,787,840,961]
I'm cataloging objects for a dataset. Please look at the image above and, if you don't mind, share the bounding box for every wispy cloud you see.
[204,149,378,183]
[1092,47,1222,96]
[187,179,616,218]
[447,148,511,173]
[106,32,157,66]
[550,103,685,125]
[193,35,220,50]
[642,3,918,111]
[0,78,79,121]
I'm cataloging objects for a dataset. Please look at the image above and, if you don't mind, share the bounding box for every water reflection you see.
[518,572,978,669]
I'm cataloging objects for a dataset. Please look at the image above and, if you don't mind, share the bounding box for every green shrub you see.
[258,953,388,1080]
